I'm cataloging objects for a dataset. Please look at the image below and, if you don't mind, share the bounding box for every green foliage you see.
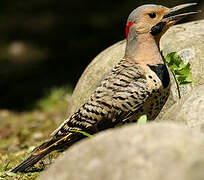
[165,52,192,85]
[164,52,193,99]
[137,114,147,124]
[0,171,17,178]
[0,86,72,180]
[35,86,72,110]
[0,170,39,180]
[27,146,36,153]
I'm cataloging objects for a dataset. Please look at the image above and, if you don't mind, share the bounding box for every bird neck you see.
[124,32,163,65]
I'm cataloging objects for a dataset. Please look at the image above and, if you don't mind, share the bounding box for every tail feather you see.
[10,139,57,173]
[10,132,84,173]
[10,150,50,173]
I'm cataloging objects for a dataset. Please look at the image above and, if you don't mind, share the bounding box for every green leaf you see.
[164,52,193,87]
[174,63,190,75]
[27,146,36,153]
[137,115,147,124]
[165,52,185,71]
[5,171,17,177]
[164,51,193,99]
[69,130,93,138]
[178,74,192,84]
[165,53,171,64]
[177,63,192,84]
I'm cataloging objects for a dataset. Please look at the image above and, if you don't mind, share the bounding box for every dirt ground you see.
[0,87,72,179]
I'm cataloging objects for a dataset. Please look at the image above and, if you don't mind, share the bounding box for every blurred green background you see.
[0,0,203,111]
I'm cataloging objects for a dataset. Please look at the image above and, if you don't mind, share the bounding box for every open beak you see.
[150,3,200,36]
[163,3,200,24]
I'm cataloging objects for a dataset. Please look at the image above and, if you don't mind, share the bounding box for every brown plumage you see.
[11,3,198,173]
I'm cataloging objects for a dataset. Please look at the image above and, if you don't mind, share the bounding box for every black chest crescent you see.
[148,64,170,88]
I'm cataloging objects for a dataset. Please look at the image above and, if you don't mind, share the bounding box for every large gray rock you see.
[160,85,204,132]
[39,122,204,180]
[161,20,204,101]
[67,20,204,118]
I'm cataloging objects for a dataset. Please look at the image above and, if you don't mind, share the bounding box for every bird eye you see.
[148,13,156,18]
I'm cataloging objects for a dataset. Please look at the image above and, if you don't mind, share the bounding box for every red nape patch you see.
[126,21,134,39]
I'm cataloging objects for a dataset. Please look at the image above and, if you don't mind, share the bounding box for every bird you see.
[11,3,198,173]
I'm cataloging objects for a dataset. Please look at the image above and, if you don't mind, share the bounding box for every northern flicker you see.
[11,3,198,173]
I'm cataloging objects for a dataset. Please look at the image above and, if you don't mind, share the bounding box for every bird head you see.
[126,3,199,42]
